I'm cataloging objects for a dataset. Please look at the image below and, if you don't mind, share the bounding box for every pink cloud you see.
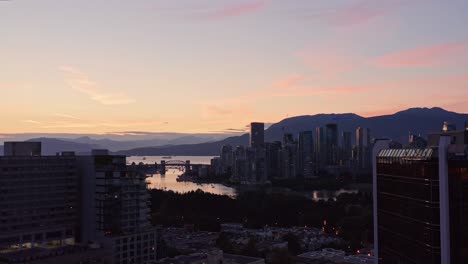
[374,40,468,68]
[203,0,270,20]
[302,0,414,27]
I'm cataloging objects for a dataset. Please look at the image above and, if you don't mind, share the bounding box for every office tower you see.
[373,136,468,264]
[3,141,41,156]
[0,143,79,257]
[356,127,371,170]
[250,122,265,148]
[315,127,326,169]
[298,131,314,178]
[341,131,353,163]
[79,150,157,264]
[325,124,339,166]
[265,141,282,180]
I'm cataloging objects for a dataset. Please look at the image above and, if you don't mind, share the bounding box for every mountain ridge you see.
[116,107,468,156]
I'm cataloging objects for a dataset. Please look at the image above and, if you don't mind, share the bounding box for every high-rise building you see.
[325,124,339,166]
[298,131,315,178]
[356,127,371,170]
[341,131,353,163]
[280,137,297,180]
[79,150,157,264]
[0,144,79,252]
[265,141,282,180]
[250,122,265,148]
[315,127,326,169]
[373,136,468,264]
[232,146,248,183]
[220,145,233,174]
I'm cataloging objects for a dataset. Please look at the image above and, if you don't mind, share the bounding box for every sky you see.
[1,0,468,135]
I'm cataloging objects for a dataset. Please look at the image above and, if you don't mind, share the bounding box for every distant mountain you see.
[0,145,3,156]
[26,138,99,155]
[115,134,249,156]
[62,135,222,152]
[116,107,468,156]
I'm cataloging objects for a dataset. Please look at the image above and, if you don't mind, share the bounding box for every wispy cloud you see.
[374,40,468,68]
[300,0,414,27]
[60,66,135,105]
[21,120,41,125]
[202,0,270,20]
[53,113,82,120]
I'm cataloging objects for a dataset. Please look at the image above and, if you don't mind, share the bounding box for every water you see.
[127,156,237,197]
[127,156,357,200]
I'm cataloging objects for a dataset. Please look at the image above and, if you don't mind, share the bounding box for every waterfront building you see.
[373,132,468,263]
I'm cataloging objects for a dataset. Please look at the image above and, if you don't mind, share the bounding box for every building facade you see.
[373,136,468,264]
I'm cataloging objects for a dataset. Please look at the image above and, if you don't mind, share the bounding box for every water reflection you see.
[146,170,237,197]
[128,156,357,200]
[127,156,237,197]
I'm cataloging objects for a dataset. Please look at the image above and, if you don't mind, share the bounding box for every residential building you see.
[78,150,157,264]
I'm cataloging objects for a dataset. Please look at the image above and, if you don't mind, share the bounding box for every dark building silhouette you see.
[356,127,371,170]
[298,131,314,178]
[249,122,265,148]
[265,141,282,180]
[341,131,353,164]
[315,127,326,169]
[325,124,339,166]
[0,143,79,252]
[3,141,41,156]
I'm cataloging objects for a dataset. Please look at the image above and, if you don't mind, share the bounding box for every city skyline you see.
[2,0,468,134]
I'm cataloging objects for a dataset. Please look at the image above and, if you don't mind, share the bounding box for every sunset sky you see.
[1,0,468,134]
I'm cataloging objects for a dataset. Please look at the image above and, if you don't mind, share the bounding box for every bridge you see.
[128,159,210,175]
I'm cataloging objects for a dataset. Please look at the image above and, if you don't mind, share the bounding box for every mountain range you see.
[1,107,467,156]
[116,107,468,156]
